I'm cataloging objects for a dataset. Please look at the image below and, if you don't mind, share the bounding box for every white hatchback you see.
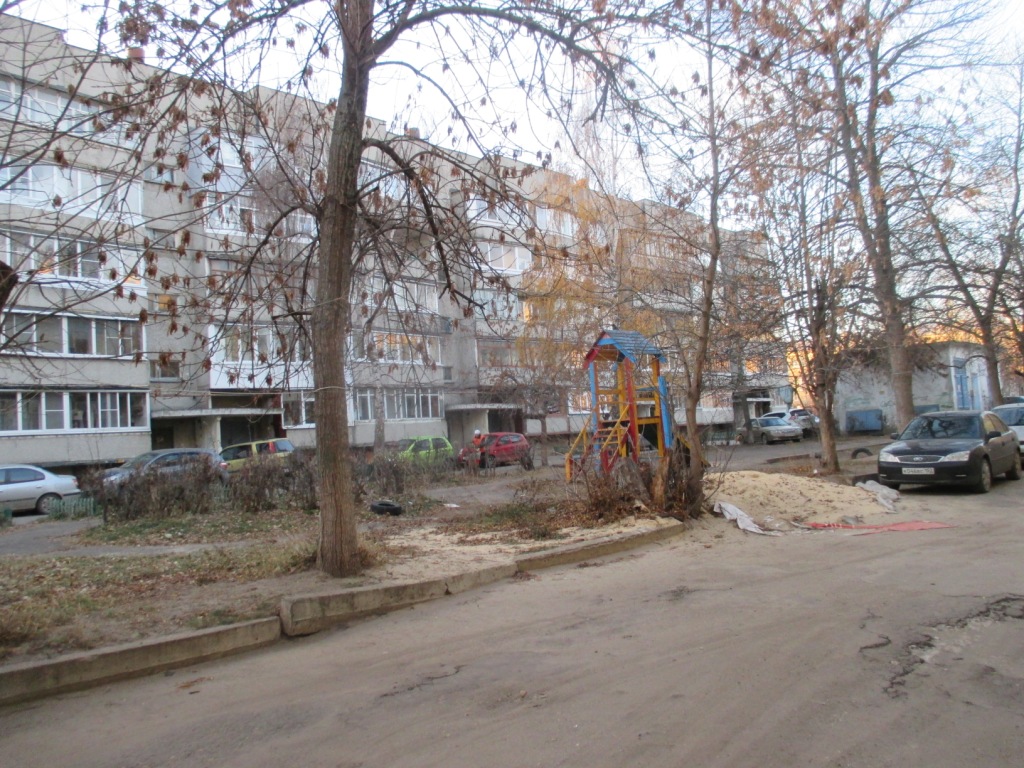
[992,405,1024,455]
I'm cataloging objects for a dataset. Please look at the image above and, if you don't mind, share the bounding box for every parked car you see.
[749,416,803,445]
[458,432,533,469]
[991,404,1024,455]
[220,438,295,473]
[393,436,455,466]
[0,464,80,514]
[764,408,819,435]
[101,448,230,489]
[877,410,1020,493]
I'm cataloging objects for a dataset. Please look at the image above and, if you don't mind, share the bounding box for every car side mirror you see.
[889,432,899,440]
[986,430,1002,440]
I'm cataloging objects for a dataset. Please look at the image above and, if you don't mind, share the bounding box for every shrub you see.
[228,454,291,514]
[91,461,225,522]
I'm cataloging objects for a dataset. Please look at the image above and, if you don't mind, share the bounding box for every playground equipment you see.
[565,330,674,480]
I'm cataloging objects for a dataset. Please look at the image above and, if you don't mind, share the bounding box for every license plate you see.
[902,467,935,476]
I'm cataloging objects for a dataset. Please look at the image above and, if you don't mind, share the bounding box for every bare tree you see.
[115,1,681,575]
[750,0,989,430]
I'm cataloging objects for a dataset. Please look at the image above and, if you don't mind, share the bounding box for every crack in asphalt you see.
[381,665,464,698]
[884,595,1024,699]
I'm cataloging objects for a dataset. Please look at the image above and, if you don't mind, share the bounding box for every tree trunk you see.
[979,324,1004,406]
[313,2,373,577]
[815,394,840,473]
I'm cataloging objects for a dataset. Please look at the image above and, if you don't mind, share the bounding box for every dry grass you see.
[0,539,316,661]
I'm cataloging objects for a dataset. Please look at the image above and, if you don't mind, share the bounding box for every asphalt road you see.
[3,477,1022,767]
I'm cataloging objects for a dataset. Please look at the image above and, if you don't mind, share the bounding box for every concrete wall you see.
[834,342,992,434]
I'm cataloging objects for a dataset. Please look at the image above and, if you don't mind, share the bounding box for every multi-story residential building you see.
[0,14,785,469]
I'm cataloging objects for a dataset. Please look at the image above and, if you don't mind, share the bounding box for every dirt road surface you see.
[3,480,1022,767]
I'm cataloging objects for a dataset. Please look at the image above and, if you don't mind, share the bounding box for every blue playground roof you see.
[584,330,664,367]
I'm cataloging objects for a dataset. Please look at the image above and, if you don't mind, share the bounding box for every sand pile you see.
[708,471,893,527]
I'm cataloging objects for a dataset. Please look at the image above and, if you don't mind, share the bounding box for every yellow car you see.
[220,438,295,473]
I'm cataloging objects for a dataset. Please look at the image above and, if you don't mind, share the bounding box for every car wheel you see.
[35,493,61,515]
[484,454,497,469]
[1006,452,1022,481]
[973,459,993,494]
[760,434,770,445]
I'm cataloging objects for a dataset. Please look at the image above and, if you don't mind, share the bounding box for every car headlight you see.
[939,451,971,462]
[879,451,898,463]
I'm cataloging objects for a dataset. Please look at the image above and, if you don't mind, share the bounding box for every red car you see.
[458,432,534,469]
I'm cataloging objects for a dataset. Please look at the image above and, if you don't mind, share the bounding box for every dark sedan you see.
[101,448,230,489]
[877,410,1021,493]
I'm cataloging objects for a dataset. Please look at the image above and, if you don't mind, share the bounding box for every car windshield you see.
[994,407,1024,427]
[759,418,787,427]
[396,439,415,451]
[121,451,162,469]
[481,435,499,447]
[900,415,981,440]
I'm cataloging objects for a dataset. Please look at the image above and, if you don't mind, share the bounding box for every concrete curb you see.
[516,521,686,571]
[1,522,687,708]
[0,618,280,708]
[279,563,518,636]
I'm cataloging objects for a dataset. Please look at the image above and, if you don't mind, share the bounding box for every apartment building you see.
[0,14,786,468]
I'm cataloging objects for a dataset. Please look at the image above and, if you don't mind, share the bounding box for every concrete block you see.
[0,617,280,708]
[279,563,519,637]
[516,521,686,572]
[280,578,450,636]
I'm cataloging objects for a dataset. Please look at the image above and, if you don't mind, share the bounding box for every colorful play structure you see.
[565,330,674,480]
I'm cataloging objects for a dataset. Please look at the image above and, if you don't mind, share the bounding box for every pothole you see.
[886,595,1024,700]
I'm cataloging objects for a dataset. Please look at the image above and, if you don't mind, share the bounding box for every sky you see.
[9,0,1024,200]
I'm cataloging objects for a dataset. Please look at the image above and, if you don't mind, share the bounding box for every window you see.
[477,339,517,367]
[355,388,375,422]
[353,387,442,421]
[0,163,50,205]
[367,332,442,365]
[255,326,274,361]
[468,196,520,226]
[97,319,139,356]
[1,230,126,280]
[4,467,44,484]
[67,317,93,354]
[62,98,97,135]
[0,392,16,430]
[70,392,89,429]
[474,288,522,321]
[1,313,140,356]
[385,390,403,419]
[56,239,103,278]
[24,88,64,124]
[35,316,63,353]
[482,242,532,273]
[43,392,64,429]
[20,392,41,430]
[285,212,316,237]
[0,164,142,222]
[146,164,177,184]
[283,391,315,426]
[209,196,257,233]
[150,360,181,380]
[0,78,19,117]
[153,294,178,313]
[0,391,148,434]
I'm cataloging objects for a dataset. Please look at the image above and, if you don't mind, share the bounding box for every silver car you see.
[750,417,803,445]
[992,404,1024,455]
[0,464,81,514]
